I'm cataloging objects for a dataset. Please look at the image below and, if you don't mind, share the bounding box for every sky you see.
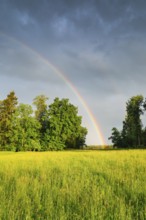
[0,0,146,145]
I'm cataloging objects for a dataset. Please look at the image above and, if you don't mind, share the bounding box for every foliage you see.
[0,150,145,219]
[46,98,87,150]
[109,95,146,148]
[13,104,41,151]
[109,127,123,147]
[0,91,87,151]
[33,95,48,122]
[0,91,18,147]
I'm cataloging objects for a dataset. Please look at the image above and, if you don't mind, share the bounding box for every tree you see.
[124,95,144,147]
[120,120,129,147]
[13,104,41,151]
[33,95,49,146]
[108,127,122,148]
[33,95,48,122]
[109,95,145,148]
[46,98,87,150]
[0,91,18,148]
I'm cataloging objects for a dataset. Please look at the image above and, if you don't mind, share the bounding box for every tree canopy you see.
[0,91,87,151]
[109,95,146,148]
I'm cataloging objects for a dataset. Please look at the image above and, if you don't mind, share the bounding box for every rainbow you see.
[0,32,105,145]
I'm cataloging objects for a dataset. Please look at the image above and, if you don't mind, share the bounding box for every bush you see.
[47,140,65,151]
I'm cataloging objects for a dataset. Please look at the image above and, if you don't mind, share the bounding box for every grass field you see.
[0,150,145,220]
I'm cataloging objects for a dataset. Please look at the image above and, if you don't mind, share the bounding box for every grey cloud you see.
[1,0,146,50]
[0,1,139,33]
[0,36,66,86]
[1,0,146,144]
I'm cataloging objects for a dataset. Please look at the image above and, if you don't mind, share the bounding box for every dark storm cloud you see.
[1,0,146,38]
[1,0,146,143]
[1,0,146,88]
[1,0,146,53]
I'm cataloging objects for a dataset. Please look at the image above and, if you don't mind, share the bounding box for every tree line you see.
[109,95,146,148]
[0,91,87,151]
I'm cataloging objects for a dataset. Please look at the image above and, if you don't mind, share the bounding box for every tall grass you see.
[0,150,145,219]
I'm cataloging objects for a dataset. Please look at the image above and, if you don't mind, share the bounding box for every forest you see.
[0,91,87,151]
[109,95,146,148]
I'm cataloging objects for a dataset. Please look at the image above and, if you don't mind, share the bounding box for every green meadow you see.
[0,150,145,220]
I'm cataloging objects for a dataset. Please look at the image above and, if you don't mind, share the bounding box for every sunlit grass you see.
[0,150,145,219]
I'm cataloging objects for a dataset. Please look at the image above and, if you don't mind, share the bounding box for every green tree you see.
[33,95,49,146]
[0,91,18,148]
[46,98,87,150]
[120,120,129,147]
[108,127,122,148]
[13,104,41,151]
[109,95,145,148]
[124,95,144,147]
[33,95,48,122]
